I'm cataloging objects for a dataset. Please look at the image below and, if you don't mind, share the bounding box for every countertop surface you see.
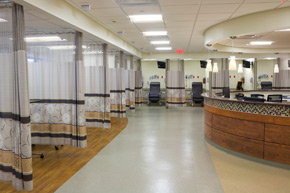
[203,90,290,106]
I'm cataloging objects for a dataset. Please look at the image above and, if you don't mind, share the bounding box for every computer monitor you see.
[200,60,207,68]
[157,61,166,69]
[243,60,251,68]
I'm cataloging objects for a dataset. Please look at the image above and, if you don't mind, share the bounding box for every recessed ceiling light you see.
[143,31,167,36]
[249,41,273,45]
[150,40,170,45]
[0,18,7,22]
[155,47,172,51]
[275,28,290,32]
[25,36,66,43]
[129,14,163,23]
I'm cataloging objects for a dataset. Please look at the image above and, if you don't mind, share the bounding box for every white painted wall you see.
[142,59,276,91]
[184,60,206,89]
[257,60,274,89]
[142,61,166,89]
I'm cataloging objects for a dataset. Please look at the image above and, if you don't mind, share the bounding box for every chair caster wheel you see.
[40,154,44,159]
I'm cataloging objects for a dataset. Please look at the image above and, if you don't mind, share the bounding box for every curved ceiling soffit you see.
[204,6,290,53]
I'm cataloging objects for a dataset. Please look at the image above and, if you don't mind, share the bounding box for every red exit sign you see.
[282,0,286,3]
[177,49,183,54]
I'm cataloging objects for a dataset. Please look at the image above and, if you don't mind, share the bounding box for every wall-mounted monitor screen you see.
[243,60,251,68]
[200,60,207,68]
[157,61,166,69]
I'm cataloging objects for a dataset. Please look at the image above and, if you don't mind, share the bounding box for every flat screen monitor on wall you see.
[200,60,207,68]
[243,60,251,68]
[157,61,166,69]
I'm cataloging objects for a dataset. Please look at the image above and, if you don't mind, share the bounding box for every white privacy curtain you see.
[84,44,111,129]
[125,56,135,112]
[0,3,33,191]
[166,59,186,107]
[109,51,127,118]
[28,31,87,148]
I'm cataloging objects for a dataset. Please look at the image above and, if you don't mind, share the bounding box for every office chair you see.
[148,82,162,106]
[251,94,265,99]
[191,82,204,106]
[223,87,230,98]
[261,81,272,90]
[267,94,283,102]
[235,93,244,100]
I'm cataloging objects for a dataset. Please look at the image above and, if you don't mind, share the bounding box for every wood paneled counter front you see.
[204,92,290,165]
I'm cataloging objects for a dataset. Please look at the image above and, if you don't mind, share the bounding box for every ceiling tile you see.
[161,5,200,14]
[122,6,161,15]
[235,3,281,13]
[229,12,248,19]
[278,2,290,7]
[158,0,200,5]
[195,20,221,28]
[136,23,166,31]
[244,0,281,3]
[166,21,194,28]
[199,4,240,13]
[163,14,197,22]
[197,13,232,20]
[166,27,193,32]
[202,0,243,4]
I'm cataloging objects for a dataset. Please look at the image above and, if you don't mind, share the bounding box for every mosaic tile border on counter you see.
[205,98,290,117]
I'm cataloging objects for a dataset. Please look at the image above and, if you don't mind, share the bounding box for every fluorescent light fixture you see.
[129,14,163,23]
[25,36,66,43]
[238,63,243,73]
[143,31,167,36]
[150,40,170,45]
[184,58,193,61]
[249,41,273,45]
[274,64,279,73]
[275,28,290,32]
[48,45,86,50]
[155,47,172,51]
[83,51,103,55]
[142,59,157,61]
[206,60,212,72]
[213,63,218,73]
[0,18,7,22]
[264,57,277,60]
[229,56,237,71]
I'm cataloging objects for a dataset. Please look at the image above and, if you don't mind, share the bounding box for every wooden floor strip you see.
[0,117,128,193]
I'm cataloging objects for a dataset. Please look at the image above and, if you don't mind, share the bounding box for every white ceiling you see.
[23,0,290,53]
[218,30,290,49]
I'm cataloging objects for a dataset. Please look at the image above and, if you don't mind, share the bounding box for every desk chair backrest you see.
[149,82,160,96]
[261,81,272,90]
[223,87,230,98]
[192,82,203,98]
[251,94,264,99]
[267,94,282,102]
